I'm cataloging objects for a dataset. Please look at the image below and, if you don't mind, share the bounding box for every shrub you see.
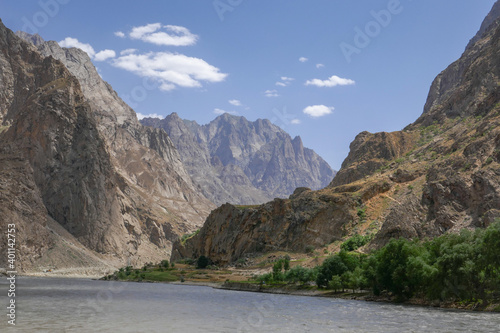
[341,234,373,252]
[305,245,315,254]
[196,255,210,269]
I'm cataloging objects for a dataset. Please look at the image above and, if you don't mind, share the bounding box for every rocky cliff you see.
[173,1,500,264]
[142,113,335,205]
[0,21,214,274]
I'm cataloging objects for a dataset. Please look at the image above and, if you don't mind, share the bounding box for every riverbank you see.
[219,281,500,312]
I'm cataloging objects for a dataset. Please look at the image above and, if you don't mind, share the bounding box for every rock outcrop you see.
[142,113,336,205]
[0,21,214,273]
[173,1,500,264]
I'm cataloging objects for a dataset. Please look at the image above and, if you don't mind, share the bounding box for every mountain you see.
[141,113,336,205]
[0,21,214,274]
[172,1,500,264]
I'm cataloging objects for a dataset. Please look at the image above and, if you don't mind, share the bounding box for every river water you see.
[0,276,499,332]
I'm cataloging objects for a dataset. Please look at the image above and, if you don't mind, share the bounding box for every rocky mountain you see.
[173,1,500,264]
[141,113,336,205]
[0,21,214,274]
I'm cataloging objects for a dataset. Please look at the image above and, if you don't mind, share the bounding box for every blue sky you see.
[1,0,496,169]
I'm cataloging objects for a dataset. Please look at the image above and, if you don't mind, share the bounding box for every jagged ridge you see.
[142,112,336,205]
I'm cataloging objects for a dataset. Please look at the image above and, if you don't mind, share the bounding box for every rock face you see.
[330,131,418,187]
[173,1,500,264]
[141,113,335,205]
[0,21,214,274]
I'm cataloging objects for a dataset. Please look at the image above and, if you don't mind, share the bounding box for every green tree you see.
[328,275,342,292]
[196,255,210,269]
[316,255,348,288]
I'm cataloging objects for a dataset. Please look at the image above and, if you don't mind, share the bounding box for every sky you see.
[0,0,496,170]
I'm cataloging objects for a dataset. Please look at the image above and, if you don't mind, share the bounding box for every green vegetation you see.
[357,207,366,222]
[340,234,374,252]
[254,221,500,306]
[104,263,178,282]
[304,245,315,254]
[181,229,200,244]
[196,255,210,269]
[256,255,318,286]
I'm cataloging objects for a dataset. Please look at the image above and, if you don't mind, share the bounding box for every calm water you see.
[0,277,499,332]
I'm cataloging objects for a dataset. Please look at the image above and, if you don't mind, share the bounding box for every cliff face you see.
[142,113,335,205]
[0,21,214,274]
[173,1,500,264]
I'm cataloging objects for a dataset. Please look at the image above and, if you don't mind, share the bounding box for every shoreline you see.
[215,282,500,312]
[13,272,500,312]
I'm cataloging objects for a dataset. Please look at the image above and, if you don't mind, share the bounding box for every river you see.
[0,277,499,332]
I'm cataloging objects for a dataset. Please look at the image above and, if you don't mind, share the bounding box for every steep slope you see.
[27,35,214,225]
[142,113,335,205]
[0,21,213,274]
[173,1,500,264]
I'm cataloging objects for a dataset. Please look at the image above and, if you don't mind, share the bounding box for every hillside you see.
[172,1,500,264]
[0,22,214,274]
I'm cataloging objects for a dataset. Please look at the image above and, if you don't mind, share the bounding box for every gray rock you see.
[142,113,336,205]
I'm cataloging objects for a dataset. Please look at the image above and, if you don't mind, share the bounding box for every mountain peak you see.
[15,31,45,46]
[466,0,500,51]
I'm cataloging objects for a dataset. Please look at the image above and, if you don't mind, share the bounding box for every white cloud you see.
[291,119,301,124]
[120,48,137,55]
[316,63,325,69]
[214,108,237,115]
[264,89,279,97]
[305,75,355,87]
[94,49,116,62]
[112,51,227,91]
[59,37,116,62]
[299,57,308,63]
[228,99,241,106]
[276,76,294,87]
[303,105,334,117]
[136,112,163,120]
[114,31,125,38]
[129,23,198,46]
[59,37,96,58]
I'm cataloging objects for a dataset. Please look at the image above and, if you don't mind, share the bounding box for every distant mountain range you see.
[141,113,336,205]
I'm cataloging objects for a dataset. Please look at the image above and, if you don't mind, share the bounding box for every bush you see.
[160,260,169,269]
[196,255,210,269]
[341,234,373,252]
[284,266,316,285]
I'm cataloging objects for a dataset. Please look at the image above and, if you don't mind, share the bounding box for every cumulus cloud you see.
[59,37,117,63]
[112,51,227,91]
[228,99,241,106]
[59,37,96,58]
[299,57,308,63]
[291,119,301,124]
[303,105,334,117]
[276,76,294,87]
[94,49,116,62]
[214,108,237,115]
[305,75,355,87]
[120,48,137,55]
[114,31,125,38]
[136,112,163,120]
[129,23,198,46]
[316,63,325,69]
[264,89,279,97]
